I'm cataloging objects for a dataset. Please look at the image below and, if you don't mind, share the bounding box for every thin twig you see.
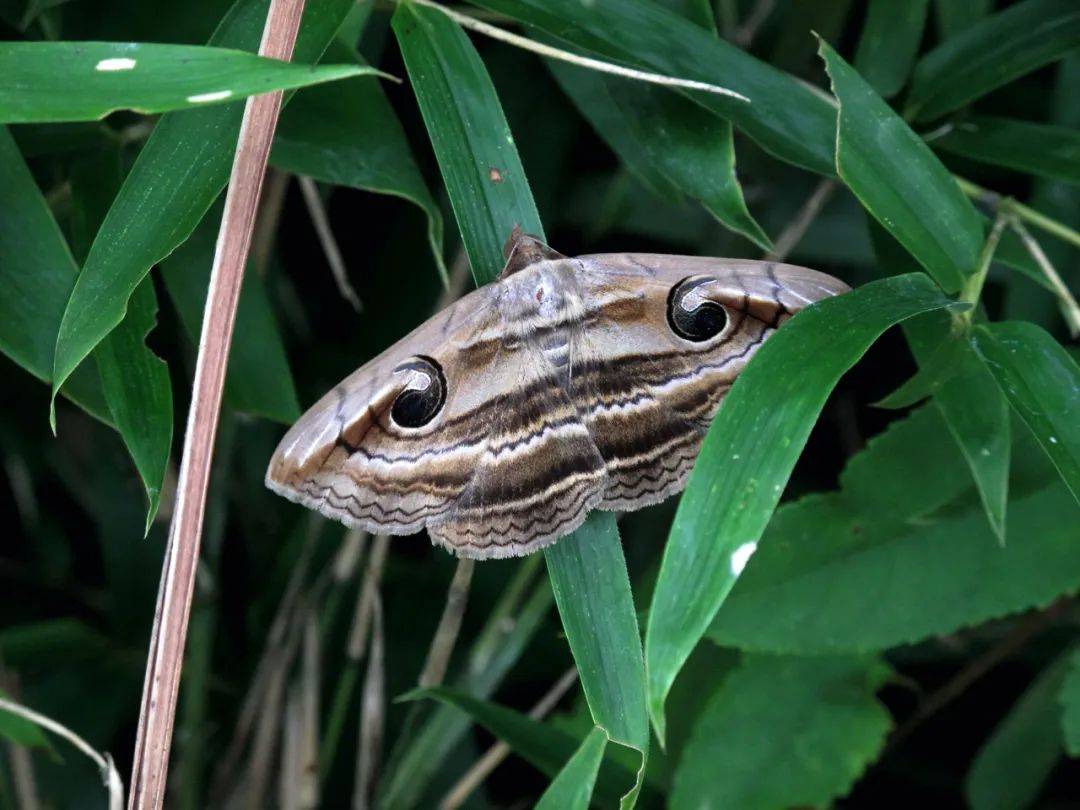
[127,2,308,806]
[348,536,391,659]
[956,176,1080,251]
[0,698,124,810]
[439,668,579,810]
[765,179,837,262]
[298,176,363,313]
[354,595,386,810]
[888,603,1066,750]
[411,0,750,102]
[251,168,292,277]
[419,560,476,687]
[1007,217,1080,337]
[733,0,776,48]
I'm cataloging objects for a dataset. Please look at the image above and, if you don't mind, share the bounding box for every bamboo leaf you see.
[469,0,838,175]
[966,652,1071,810]
[0,41,378,124]
[907,0,1080,122]
[853,0,929,98]
[547,60,770,249]
[0,125,110,422]
[394,7,648,804]
[820,38,983,293]
[271,41,446,281]
[48,0,358,425]
[932,116,1080,187]
[159,202,299,424]
[401,686,639,807]
[535,727,608,810]
[645,273,957,739]
[973,321,1080,506]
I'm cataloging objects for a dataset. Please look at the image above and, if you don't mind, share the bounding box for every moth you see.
[266,229,848,559]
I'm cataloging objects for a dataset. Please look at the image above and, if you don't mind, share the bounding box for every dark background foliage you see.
[1,0,1078,807]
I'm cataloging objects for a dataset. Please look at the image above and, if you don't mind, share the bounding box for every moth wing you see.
[266,289,502,537]
[571,253,849,510]
[428,331,608,559]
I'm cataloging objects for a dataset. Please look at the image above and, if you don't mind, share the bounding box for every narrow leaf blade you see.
[645,273,955,736]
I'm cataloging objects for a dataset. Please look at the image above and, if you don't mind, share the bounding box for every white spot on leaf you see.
[1050,436,1059,444]
[730,541,757,577]
[96,58,136,71]
[187,90,233,103]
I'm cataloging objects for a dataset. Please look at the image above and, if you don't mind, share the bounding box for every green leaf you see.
[645,273,957,736]
[907,0,1080,122]
[1060,649,1080,756]
[0,126,110,421]
[873,329,965,409]
[393,2,540,283]
[933,0,992,41]
[0,691,52,750]
[0,41,375,124]
[393,8,648,804]
[545,514,649,761]
[470,0,838,175]
[708,405,1080,654]
[932,116,1080,186]
[547,60,771,249]
[94,278,173,531]
[401,687,636,808]
[535,727,608,810]
[67,140,173,531]
[928,340,1011,540]
[853,0,929,98]
[973,321,1080,506]
[820,38,982,293]
[271,41,446,282]
[671,655,892,809]
[48,0,357,424]
[159,203,299,424]
[966,652,1071,810]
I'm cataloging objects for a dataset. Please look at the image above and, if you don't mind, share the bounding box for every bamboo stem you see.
[126,2,307,806]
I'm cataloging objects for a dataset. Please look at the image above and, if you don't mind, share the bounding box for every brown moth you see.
[266,230,848,559]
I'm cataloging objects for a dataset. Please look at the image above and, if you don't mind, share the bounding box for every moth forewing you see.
[266,236,849,559]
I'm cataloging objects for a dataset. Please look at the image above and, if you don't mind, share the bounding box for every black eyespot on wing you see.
[390,356,446,428]
[667,277,729,342]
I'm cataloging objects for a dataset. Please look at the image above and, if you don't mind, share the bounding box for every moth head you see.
[388,355,447,431]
